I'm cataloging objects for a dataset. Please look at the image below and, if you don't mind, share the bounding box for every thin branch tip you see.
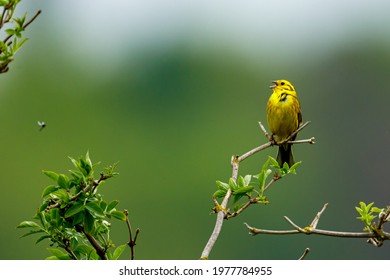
[299,248,310,260]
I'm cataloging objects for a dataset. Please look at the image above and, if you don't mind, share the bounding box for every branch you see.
[258,121,272,141]
[47,173,110,210]
[64,243,77,260]
[124,210,140,260]
[298,248,310,260]
[201,121,314,259]
[279,121,311,144]
[246,203,390,246]
[2,10,42,45]
[310,203,328,228]
[226,197,257,219]
[237,142,272,163]
[288,137,316,145]
[378,206,390,229]
[75,224,107,260]
[226,175,281,219]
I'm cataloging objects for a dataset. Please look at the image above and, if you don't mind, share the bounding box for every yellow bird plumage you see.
[267,79,302,167]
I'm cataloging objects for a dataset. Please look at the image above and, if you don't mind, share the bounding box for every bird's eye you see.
[281,82,285,85]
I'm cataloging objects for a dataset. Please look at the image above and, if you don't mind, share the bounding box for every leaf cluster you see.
[355,202,384,232]
[18,152,127,260]
[0,1,40,73]
[213,156,301,213]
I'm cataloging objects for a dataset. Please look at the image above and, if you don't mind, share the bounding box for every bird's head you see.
[270,79,296,92]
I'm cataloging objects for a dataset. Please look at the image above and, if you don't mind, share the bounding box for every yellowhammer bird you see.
[267,79,302,167]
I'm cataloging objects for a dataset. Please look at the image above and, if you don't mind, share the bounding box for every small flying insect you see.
[37,121,46,131]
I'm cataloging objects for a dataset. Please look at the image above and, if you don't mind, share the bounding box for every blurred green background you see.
[1,0,390,259]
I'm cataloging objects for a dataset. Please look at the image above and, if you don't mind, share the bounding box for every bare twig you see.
[200,121,314,259]
[378,206,390,229]
[310,203,328,228]
[298,248,310,260]
[263,176,281,192]
[124,209,140,260]
[258,121,272,141]
[237,142,273,163]
[246,203,390,246]
[0,7,8,28]
[279,121,311,144]
[245,222,299,235]
[288,137,316,145]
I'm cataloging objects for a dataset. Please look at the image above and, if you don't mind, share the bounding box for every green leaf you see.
[85,202,105,218]
[49,189,70,202]
[215,180,229,191]
[42,185,58,198]
[233,193,246,205]
[85,151,92,169]
[111,210,126,221]
[213,189,227,198]
[112,244,127,260]
[371,207,383,213]
[228,178,237,190]
[65,203,85,218]
[68,169,83,180]
[17,221,40,228]
[47,248,65,258]
[38,202,49,212]
[100,201,107,212]
[282,162,289,171]
[258,168,272,190]
[49,208,60,222]
[288,161,302,174]
[83,210,95,234]
[233,185,254,195]
[366,202,374,211]
[88,250,100,260]
[42,170,59,182]
[69,154,93,177]
[47,248,71,260]
[69,156,81,171]
[34,212,47,229]
[57,174,69,189]
[355,206,363,216]
[73,245,93,257]
[14,14,27,29]
[268,156,279,168]
[71,211,84,226]
[237,176,245,188]
[359,201,367,209]
[107,200,119,212]
[243,175,251,186]
[35,235,51,244]
[19,229,45,238]
[5,29,15,36]
[11,38,28,53]
[80,158,92,176]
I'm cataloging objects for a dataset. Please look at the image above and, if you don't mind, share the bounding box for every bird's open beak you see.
[269,81,277,89]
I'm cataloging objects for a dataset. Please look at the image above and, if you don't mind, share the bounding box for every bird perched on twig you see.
[267,80,302,167]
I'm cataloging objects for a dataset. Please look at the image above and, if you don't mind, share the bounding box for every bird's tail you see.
[276,144,295,167]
